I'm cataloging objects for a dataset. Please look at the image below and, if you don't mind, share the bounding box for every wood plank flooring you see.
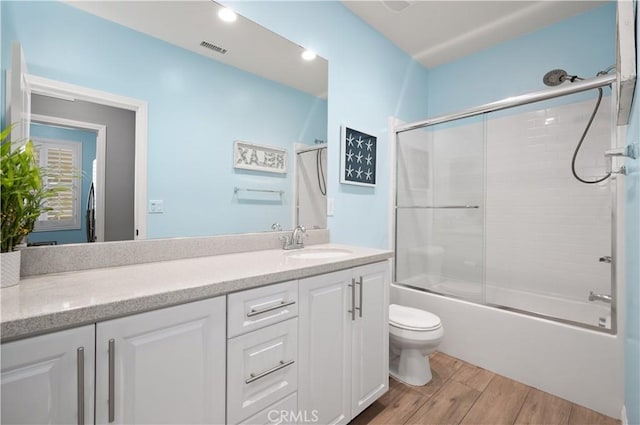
[350,352,620,425]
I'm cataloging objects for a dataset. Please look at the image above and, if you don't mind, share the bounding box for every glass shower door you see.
[395,117,485,302]
[484,93,613,328]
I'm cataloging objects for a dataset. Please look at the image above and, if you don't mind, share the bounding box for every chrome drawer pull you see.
[348,278,356,321]
[77,347,84,425]
[247,300,296,317]
[108,339,115,423]
[245,359,295,384]
[357,276,363,318]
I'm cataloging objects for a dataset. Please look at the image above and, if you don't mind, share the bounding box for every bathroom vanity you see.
[0,241,391,425]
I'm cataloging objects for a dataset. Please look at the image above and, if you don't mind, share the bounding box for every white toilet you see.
[389,304,444,386]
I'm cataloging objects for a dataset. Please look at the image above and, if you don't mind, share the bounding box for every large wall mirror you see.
[1,0,328,245]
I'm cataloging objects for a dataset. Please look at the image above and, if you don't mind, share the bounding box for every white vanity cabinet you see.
[1,325,95,425]
[95,296,226,425]
[227,281,299,425]
[1,252,391,425]
[298,261,390,424]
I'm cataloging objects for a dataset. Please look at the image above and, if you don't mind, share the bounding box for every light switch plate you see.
[327,197,335,216]
[149,200,164,213]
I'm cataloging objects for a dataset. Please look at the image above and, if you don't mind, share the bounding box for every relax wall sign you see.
[233,141,287,174]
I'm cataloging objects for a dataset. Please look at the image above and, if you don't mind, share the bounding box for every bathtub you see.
[391,283,624,418]
[402,274,612,330]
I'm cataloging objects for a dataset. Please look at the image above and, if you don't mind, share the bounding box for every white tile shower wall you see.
[485,97,612,302]
[396,98,611,309]
[432,121,484,285]
[396,128,434,282]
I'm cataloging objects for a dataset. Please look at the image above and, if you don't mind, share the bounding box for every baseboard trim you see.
[621,405,628,425]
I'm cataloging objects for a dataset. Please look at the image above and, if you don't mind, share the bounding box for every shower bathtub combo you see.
[392,69,628,418]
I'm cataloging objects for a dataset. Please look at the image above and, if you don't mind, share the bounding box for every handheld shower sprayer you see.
[541,65,616,184]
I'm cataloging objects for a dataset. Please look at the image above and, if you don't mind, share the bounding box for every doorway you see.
[30,93,137,242]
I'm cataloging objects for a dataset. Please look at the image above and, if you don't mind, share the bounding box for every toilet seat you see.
[389,304,441,331]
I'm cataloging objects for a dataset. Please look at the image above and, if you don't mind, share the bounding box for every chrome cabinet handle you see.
[77,347,84,425]
[357,276,363,318]
[245,359,295,384]
[247,300,296,317]
[108,339,115,423]
[348,278,356,321]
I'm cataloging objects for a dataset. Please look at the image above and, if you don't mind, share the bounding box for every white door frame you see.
[31,114,107,242]
[27,74,148,239]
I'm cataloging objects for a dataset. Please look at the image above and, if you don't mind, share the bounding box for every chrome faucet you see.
[280,225,307,250]
[589,291,612,303]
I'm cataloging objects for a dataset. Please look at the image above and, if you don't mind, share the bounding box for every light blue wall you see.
[625,4,640,424]
[427,2,616,117]
[28,123,96,245]
[2,2,619,249]
[226,2,619,249]
[223,1,431,248]
[1,1,328,238]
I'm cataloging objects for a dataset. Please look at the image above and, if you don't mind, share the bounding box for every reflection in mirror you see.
[29,119,97,245]
[296,144,328,230]
[0,0,328,244]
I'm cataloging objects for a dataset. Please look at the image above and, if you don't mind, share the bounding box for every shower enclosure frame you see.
[393,73,620,334]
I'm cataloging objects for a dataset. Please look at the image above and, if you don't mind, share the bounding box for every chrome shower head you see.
[543,69,581,86]
[543,69,568,86]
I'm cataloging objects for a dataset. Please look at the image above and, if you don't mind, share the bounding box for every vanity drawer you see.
[227,318,298,424]
[239,392,298,425]
[228,280,298,338]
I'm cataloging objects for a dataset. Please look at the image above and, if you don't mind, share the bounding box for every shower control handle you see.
[605,145,637,159]
[599,256,612,263]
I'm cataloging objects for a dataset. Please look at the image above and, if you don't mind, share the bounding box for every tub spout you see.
[588,291,612,303]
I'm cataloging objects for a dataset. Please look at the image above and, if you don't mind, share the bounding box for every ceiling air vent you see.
[200,41,228,55]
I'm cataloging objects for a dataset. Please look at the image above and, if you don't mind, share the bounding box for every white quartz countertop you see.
[0,244,392,341]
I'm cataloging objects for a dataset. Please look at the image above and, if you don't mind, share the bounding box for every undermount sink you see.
[285,247,352,259]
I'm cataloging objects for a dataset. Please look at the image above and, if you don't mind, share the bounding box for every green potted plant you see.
[1,125,58,288]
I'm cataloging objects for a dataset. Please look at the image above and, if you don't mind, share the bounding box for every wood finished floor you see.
[350,352,620,425]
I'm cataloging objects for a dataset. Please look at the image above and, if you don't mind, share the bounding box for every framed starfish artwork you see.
[340,126,377,187]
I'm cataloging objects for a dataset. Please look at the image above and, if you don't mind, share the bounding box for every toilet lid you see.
[389,304,441,331]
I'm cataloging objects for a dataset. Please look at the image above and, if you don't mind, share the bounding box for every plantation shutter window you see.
[33,138,82,231]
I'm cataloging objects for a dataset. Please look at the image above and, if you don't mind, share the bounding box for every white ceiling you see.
[63,0,608,92]
[64,1,328,98]
[342,0,609,69]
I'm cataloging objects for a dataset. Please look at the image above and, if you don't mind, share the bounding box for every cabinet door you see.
[95,297,225,425]
[351,261,390,417]
[1,325,95,425]
[298,269,352,425]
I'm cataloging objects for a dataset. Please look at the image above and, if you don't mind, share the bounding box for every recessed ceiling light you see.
[218,8,237,23]
[301,50,317,61]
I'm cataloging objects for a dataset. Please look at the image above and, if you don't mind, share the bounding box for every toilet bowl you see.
[389,304,444,386]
